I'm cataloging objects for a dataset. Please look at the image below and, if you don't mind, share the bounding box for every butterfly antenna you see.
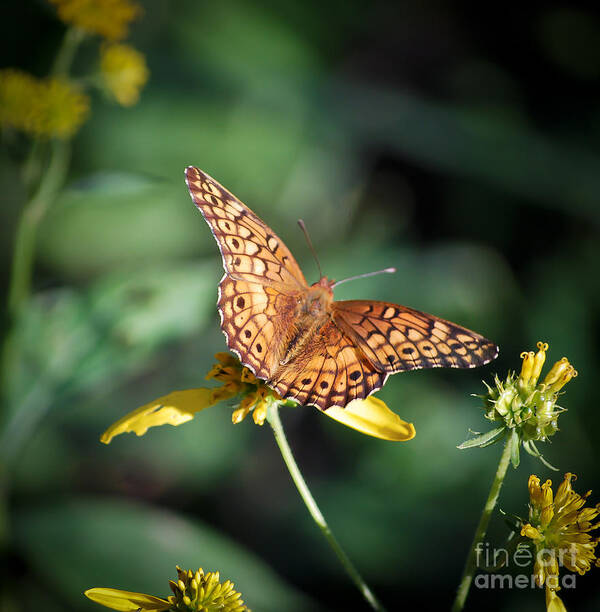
[332,267,396,287]
[297,219,323,278]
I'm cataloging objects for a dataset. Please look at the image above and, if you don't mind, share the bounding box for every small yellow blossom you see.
[85,566,249,611]
[49,0,143,41]
[460,342,577,467]
[0,69,89,138]
[521,473,600,610]
[100,43,149,106]
[205,352,277,426]
[102,353,415,443]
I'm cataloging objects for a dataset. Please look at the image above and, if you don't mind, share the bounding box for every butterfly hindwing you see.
[218,277,300,380]
[268,320,388,410]
[333,300,498,373]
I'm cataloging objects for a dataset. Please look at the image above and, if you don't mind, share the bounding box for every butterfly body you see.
[277,279,335,364]
[185,166,499,411]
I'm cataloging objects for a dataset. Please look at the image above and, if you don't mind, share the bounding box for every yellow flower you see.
[101,353,415,443]
[49,0,142,41]
[85,566,249,611]
[461,342,577,467]
[521,473,600,610]
[100,43,149,106]
[0,69,89,138]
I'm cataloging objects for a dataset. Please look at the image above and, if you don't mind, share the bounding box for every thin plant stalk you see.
[7,139,71,317]
[52,27,86,77]
[6,25,84,318]
[266,402,385,612]
[451,433,515,611]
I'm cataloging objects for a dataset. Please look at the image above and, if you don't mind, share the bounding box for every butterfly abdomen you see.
[273,285,333,366]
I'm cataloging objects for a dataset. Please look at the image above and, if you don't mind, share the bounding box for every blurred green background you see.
[2,1,599,611]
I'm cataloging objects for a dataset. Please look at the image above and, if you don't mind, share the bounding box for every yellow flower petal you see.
[101,388,214,443]
[531,341,548,385]
[323,397,415,441]
[519,351,536,386]
[528,475,543,507]
[252,400,268,426]
[84,588,170,611]
[521,523,542,540]
[541,479,555,527]
[231,406,250,424]
[545,586,567,612]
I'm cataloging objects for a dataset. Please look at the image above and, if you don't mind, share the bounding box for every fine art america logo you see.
[474,543,577,590]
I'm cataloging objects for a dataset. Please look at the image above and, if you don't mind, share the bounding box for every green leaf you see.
[457,426,506,449]
[523,440,559,471]
[509,429,520,469]
[14,498,318,612]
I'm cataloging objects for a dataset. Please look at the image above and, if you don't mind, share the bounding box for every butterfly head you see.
[312,276,335,293]
[303,277,334,317]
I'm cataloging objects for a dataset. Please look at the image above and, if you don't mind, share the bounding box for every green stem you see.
[266,403,385,612]
[21,139,45,190]
[4,25,81,393]
[451,432,515,612]
[51,27,86,77]
[7,139,70,318]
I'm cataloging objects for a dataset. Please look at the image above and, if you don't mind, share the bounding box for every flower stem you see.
[451,432,515,611]
[7,139,70,318]
[266,403,385,611]
[52,27,86,77]
[6,25,83,318]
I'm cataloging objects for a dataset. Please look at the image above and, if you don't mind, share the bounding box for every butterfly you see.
[185,166,498,411]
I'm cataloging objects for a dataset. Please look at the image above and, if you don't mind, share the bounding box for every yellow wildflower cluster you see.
[100,43,149,106]
[85,566,248,611]
[0,69,90,138]
[206,352,280,426]
[168,566,248,612]
[486,342,577,440]
[48,0,142,40]
[521,473,600,610]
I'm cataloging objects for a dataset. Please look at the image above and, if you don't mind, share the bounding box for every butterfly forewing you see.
[333,300,499,373]
[185,166,307,291]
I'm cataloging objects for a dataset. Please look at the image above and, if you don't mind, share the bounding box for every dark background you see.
[1,1,599,610]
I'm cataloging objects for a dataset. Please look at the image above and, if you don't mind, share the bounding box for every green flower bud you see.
[460,342,577,468]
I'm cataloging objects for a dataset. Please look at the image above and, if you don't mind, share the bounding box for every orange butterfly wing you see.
[185,166,307,381]
[185,166,307,291]
[186,166,498,411]
[268,319,388,409]
[333,300,498,372]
